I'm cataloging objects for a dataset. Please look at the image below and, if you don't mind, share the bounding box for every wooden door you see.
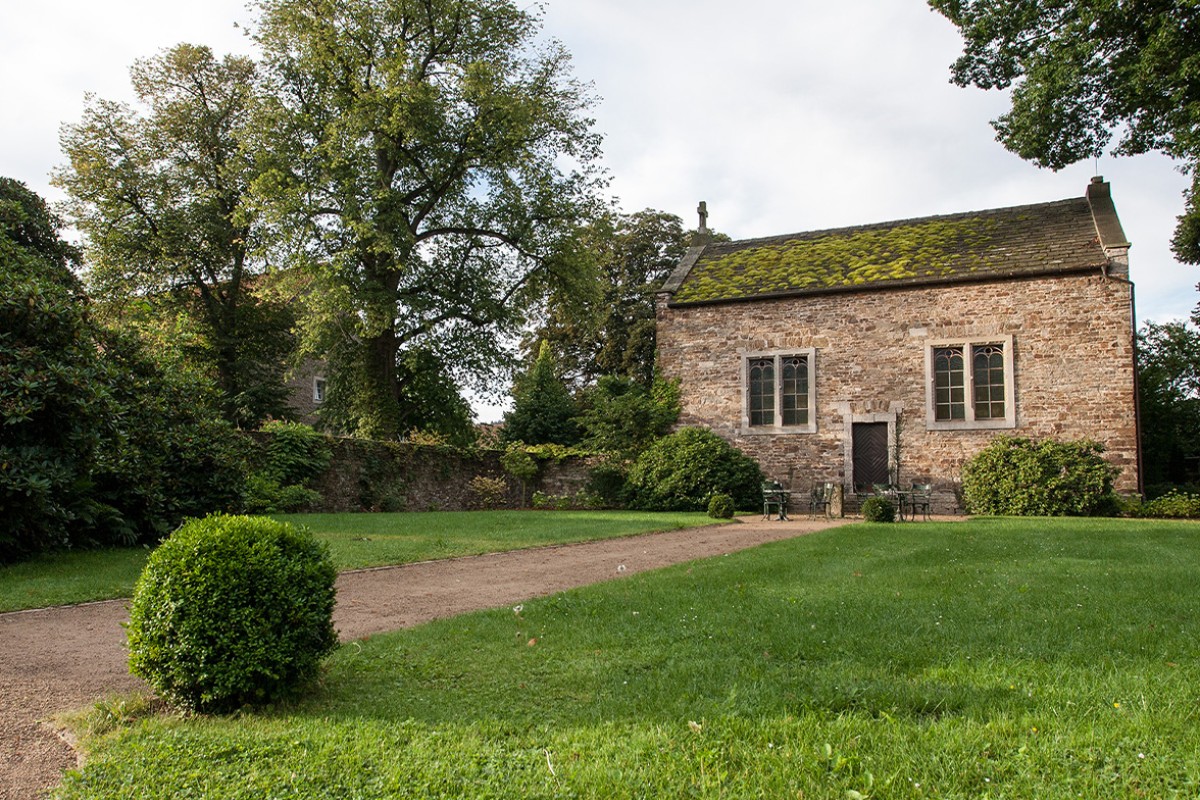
[852,422,890,489]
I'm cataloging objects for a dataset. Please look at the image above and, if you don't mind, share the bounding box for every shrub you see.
[258,421,332,485]
[707,493,735,519]
[861,497,896,523]
[242,421,331,513]
[625,427,764,512]
[586,462,628,507]
[577,375,681,456]
[469,475,508,509]
[961,436,1120,516]
[127,515,338,713]
[243,475,321,514]
[1141,489,1200,519]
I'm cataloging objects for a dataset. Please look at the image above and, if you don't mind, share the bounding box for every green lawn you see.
[0,511,720,613]
[57,517,1200,798]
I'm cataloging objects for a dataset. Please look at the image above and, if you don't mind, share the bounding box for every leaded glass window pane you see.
[933,347,965,421]
[749,358,775,426]
[781,355,808,425]
[973,344,1006,419]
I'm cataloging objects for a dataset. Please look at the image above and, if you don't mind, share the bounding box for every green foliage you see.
[535,210,693,387]
[499,445,539,484]
[861,496,896,523]
[961,436,1120,516]
[258,421,331,485]
[706,493,735,519]
[55,44,295,427]
[468,476,509,510]
[1140,489,1200,519]
[90,331,251,541]
[243,475,321,514]
[249,0,604,439]
[127,514,337,713]
[930,0,1200,262]
[578,375,680,456]
[0,179,107,560]
[586,462,628,507]
[1137,320,1200,486]
[502,342,580,446]
[626,427,764,512]
[241,422,330,513]
[319,343,477,444]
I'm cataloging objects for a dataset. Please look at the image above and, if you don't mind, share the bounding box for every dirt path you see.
[0,516,850,799]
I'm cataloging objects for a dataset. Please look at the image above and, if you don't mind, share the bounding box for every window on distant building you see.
[925,336,1015,430]
[313,377,327,404]
[743,350,816,433]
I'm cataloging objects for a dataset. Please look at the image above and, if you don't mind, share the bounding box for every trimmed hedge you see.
[127,515,338,713]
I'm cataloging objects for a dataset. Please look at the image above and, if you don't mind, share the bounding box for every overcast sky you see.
[3,0,1195,418]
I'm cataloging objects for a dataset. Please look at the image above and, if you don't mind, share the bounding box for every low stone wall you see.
[306,438,597,512]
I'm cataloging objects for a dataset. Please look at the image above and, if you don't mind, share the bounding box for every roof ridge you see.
[711,196,1085,249]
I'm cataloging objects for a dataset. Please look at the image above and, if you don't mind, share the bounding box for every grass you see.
[57,517,1200,798]
[0,511,720,613]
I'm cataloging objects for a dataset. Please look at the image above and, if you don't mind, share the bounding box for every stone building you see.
[656,178,1140,512]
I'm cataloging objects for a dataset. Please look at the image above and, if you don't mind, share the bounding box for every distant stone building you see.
[656,179,1140,512]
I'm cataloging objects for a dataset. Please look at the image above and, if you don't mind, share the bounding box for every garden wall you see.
[306,438,597,512]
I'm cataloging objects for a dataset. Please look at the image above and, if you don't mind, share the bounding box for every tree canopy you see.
[56,43,294,426]
[248,0,605,439]
[1138,319,1200,488]
[930,0,1200,261]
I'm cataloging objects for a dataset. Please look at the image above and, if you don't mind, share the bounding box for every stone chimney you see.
[1086,176,1131,278]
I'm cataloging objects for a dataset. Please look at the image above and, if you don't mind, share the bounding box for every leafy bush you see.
[625,427,764,512]
[243,475,321,514]
[961,436,1120,516]
[127,515,338,713]
[0,179,249,559]
[861,497,896,523]
[469,475,508,510]
[1140,489,1200,519]
[242,421,331,513]
[258,421,332,485]
[586,462,628,507]
[577,375,681,456]
[707,493,735,519]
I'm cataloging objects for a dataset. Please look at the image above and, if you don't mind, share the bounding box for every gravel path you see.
[0,516,850,799]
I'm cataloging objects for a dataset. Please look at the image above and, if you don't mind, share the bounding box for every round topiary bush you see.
[861,496,896,523]
[127,514,338,713]
[707,492,736,519]
[625,427,764,512]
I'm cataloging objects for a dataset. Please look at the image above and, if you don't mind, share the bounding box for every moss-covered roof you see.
[667,196,1111,305]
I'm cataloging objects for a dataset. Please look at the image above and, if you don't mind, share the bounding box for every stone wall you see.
[307,438,597,512]
[656,272,1139,513]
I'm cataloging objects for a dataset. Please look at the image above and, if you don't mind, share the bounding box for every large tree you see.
[56,43,294,427]
[248,0,604,440]
[534,209,701,388]
[929,1,1200,261]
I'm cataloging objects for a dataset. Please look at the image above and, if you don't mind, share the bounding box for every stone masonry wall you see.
[656,272,1139,512]
[307,439,596,512]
